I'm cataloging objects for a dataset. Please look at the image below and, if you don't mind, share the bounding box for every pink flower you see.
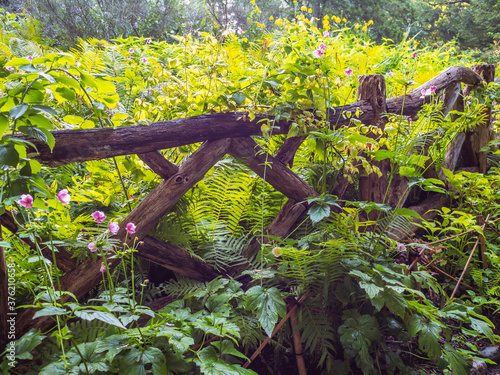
[91,211,106,224]
[126,223,136,234]
[18,194,34,209]
[88,242,98,252]
[420,86,437,99]
[237,28,244,35]
[128,56,133,60]
[108,221,119,235]
[27,55,33,62]
[397,243,407,252]
[145,38,152,44]
[412,51,418,58]
[344,67,353,76]
[129,48,134,54]
[5,66,13,71]
[75,62,81,67]
[313,49,324,58]
[318,43,327,52]
[323,31,329,37]
[57,189,70,204]
[272,247,283,258]
[141,57,148,64]
[100,263,106,273]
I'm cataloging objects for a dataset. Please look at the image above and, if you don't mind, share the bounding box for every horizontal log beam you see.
[139,236,219,281]
[13,66,482,167]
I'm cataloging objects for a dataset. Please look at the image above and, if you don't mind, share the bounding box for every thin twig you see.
[289,303,307,375]
[243,293,309,369]
[449,214,490,301]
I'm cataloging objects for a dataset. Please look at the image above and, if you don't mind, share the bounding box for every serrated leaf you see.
[382,290,407,318]
[443,344,469,375]
[245,286,286,336]
[308,202,330,224]
[359,282,383,299]
[470,317,495,343]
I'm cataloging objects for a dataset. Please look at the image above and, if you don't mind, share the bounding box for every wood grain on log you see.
[461,64,495,173]
[274,136,308,168]
[14,66,483,167]
[137,151,179,180]
[16,139,230,336]
[229,137,317,202]
[357,75,390,214]
[139,236,218,281]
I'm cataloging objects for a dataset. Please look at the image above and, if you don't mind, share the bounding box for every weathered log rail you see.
[3,64,496,341]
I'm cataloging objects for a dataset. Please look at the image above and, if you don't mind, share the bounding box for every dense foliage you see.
[0,5,500,375]
[5,0,500,52]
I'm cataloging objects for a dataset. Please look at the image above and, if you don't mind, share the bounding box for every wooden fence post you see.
[357,75,389,211]
[461,64,495,174]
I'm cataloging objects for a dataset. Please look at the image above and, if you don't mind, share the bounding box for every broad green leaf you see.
[13,330,45,360]
[10,104,29,119]
[33,305,67,319]
[74,310,126,329]
[245,286,286,336]
[33,105,57,115]
[359,282,383,299]
[443,344,469,375]
[308,202,330,224]
[0,115,9,135]
[233,92,246,106]
[28,114,52,129]
[469,316,495,343]
[0,144,19,166]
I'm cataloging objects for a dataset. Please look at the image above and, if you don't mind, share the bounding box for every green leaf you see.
[10,104,29,119]
[245,286,286,337]
[469,316,495,343]
[393,208,423,220]
[381,290,407,318]
[418,319,441,358]
[372,149,397,161]
[13,330,45,360]
[308,202,330,224]
[0,144,19,166]
[33,305,67,319]
[55,87,76,102]
[359,282,383,299]
[443,344,469,375]
[28,114,52,129]
[233,93,246,106]
[33,105,57,115]
[74,310,126,329]
[81,72,98,89]
[0,115,9,135]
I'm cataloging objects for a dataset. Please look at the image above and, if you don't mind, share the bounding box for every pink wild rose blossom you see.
[146,38,152,44]
[126,223,136,234]
[412,51,418,58]
[100,263,106,273]
[128,48,134,54]
[272,247,283,258]
[237,28,244,35]
[323,31,329,37]
[344,67,353,77]
[27,55,33,62]
[318,43,327,52]
[57,189,70,204]
[5,66,13,71]
[18,194,33,209]
[88,242,98,252]
[91,211,106,223]
[313,49,324,58]
[108,222,120,235]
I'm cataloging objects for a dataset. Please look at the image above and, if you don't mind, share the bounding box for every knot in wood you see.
[174,175,184,183]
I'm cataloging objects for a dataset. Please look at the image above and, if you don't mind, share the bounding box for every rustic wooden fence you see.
[0,64,495,348]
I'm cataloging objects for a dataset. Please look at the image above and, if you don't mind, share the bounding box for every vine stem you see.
[243,293,308,369]
[449,214,490,302]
